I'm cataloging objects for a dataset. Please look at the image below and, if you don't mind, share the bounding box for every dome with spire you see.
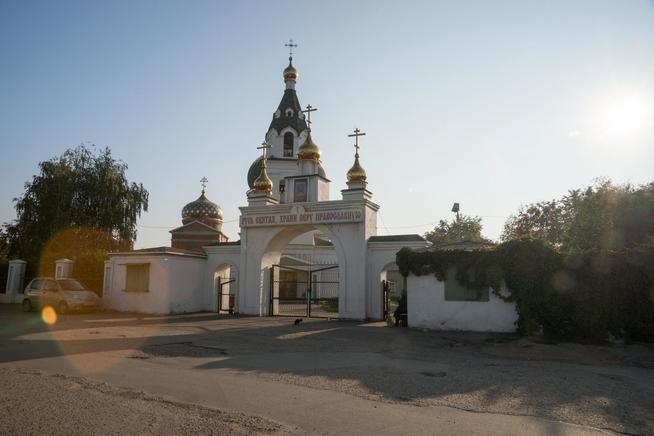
[297,130,321,162]
[252,160,273,193]
[347,155,367,184]
[283,56,298,81]
[181,191,223,225]
[269,57,307,135]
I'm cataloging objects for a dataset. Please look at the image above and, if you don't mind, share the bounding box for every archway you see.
[214,263,238,313]
[264,225,345,318]
[239,222,356,318]
[268,229,341,318]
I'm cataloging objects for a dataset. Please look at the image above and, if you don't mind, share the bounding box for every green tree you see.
[0,145,148,292]
[424,214,488,245]
[501,180,654,251]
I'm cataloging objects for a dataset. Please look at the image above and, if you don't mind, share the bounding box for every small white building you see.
[405,242,519,332]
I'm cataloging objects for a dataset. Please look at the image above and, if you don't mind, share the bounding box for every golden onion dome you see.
[297,130,321,161]
[283,57,298,81]
[253,160,273,193]
[346,155,367,184]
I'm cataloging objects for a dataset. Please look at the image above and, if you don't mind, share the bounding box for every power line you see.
[377,211,390,235]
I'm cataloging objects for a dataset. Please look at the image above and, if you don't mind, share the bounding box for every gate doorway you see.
[217,276,236,313]
[270,264,339,318]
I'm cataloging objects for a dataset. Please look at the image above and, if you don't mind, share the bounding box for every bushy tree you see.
[0,145,148,292]
[424,214,489,245]
[502,180,654,251]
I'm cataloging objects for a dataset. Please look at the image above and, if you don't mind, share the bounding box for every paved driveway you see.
[1,305,652,435]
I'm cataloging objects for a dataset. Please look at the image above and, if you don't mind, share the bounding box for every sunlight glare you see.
[41,306,57,326]
[595,93,652,140]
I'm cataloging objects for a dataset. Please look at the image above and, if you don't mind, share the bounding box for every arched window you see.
[283,132,294,157]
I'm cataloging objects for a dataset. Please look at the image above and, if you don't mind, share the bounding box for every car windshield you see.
[56,279,86,291]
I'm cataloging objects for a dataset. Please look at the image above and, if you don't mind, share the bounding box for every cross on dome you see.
[346,127,368,185]
[284,39,298,58]
[348,128,366,157]
[302,104,317,130]
[257,140,272,159]
[200,176,208,194]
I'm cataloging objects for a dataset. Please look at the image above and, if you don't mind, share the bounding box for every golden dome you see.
[347,155,367,184]
[253,160,273,193]
[297,130,321,161]
[283,57,298,81]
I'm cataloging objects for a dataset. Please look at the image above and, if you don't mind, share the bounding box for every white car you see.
[22,277,100,314]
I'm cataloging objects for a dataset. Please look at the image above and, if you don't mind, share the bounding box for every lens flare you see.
[41,306,57,325]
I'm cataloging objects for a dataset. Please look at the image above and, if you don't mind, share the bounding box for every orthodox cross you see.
[302,104,317,128]
[257,141,272,159]
[285,39,298,57]
[200,177,208,194]
[348,128,366,157]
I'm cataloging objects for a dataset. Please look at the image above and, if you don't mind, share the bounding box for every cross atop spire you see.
[348,128,366,157]
[200,177,208,194]
[302,104,317,130]
[285,39,298,58]
[257,140,272,159]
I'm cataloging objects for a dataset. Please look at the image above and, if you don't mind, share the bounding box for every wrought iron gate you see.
[382,279,390,319]
[270,264,339,318]
[217,276,236,313]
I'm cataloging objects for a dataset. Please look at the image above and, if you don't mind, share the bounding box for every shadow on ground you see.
[1,304,653,434]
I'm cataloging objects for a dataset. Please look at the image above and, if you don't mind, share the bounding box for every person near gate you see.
[394,289,407,326]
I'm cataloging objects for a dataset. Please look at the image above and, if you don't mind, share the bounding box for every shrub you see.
[397,239,654,341]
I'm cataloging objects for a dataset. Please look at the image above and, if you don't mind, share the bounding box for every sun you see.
[595,92,652,140]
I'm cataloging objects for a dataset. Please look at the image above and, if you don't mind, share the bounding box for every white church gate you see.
[270,263,339,318]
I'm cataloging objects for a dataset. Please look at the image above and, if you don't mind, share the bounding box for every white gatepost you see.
[4,260,27,303]
[103,260,113,298]
[55,258,74,279]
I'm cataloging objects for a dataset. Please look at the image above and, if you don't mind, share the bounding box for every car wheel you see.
[57,301,68,315]
[22,299,32,312]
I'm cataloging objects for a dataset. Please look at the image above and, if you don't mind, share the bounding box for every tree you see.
[424,214,488,245]
[0,145,148,292]
[501,200,565,246]
[502,180,654,251]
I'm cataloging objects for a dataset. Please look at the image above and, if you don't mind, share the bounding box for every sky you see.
[1,0,653,248]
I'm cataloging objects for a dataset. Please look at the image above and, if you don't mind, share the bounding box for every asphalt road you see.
[1,305,653,435]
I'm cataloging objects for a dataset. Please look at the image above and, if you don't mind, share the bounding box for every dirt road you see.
[1,306,652,435]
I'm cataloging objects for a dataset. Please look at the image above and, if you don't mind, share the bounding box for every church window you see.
[285,109,294,117]
[124,264,150,292]
[444,267,489,301]
[283,132,294,157]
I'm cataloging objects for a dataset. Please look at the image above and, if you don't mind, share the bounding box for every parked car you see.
[22,277,100,314]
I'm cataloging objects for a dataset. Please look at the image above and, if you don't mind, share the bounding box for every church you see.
[101,51,428,319]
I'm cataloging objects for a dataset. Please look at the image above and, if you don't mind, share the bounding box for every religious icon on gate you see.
[294,178,308,202]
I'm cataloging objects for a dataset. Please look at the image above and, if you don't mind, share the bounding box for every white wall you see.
[407,275,518,333]
[103,254,206,314]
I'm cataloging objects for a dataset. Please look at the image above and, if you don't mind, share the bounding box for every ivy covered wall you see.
[397,239,654,341]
